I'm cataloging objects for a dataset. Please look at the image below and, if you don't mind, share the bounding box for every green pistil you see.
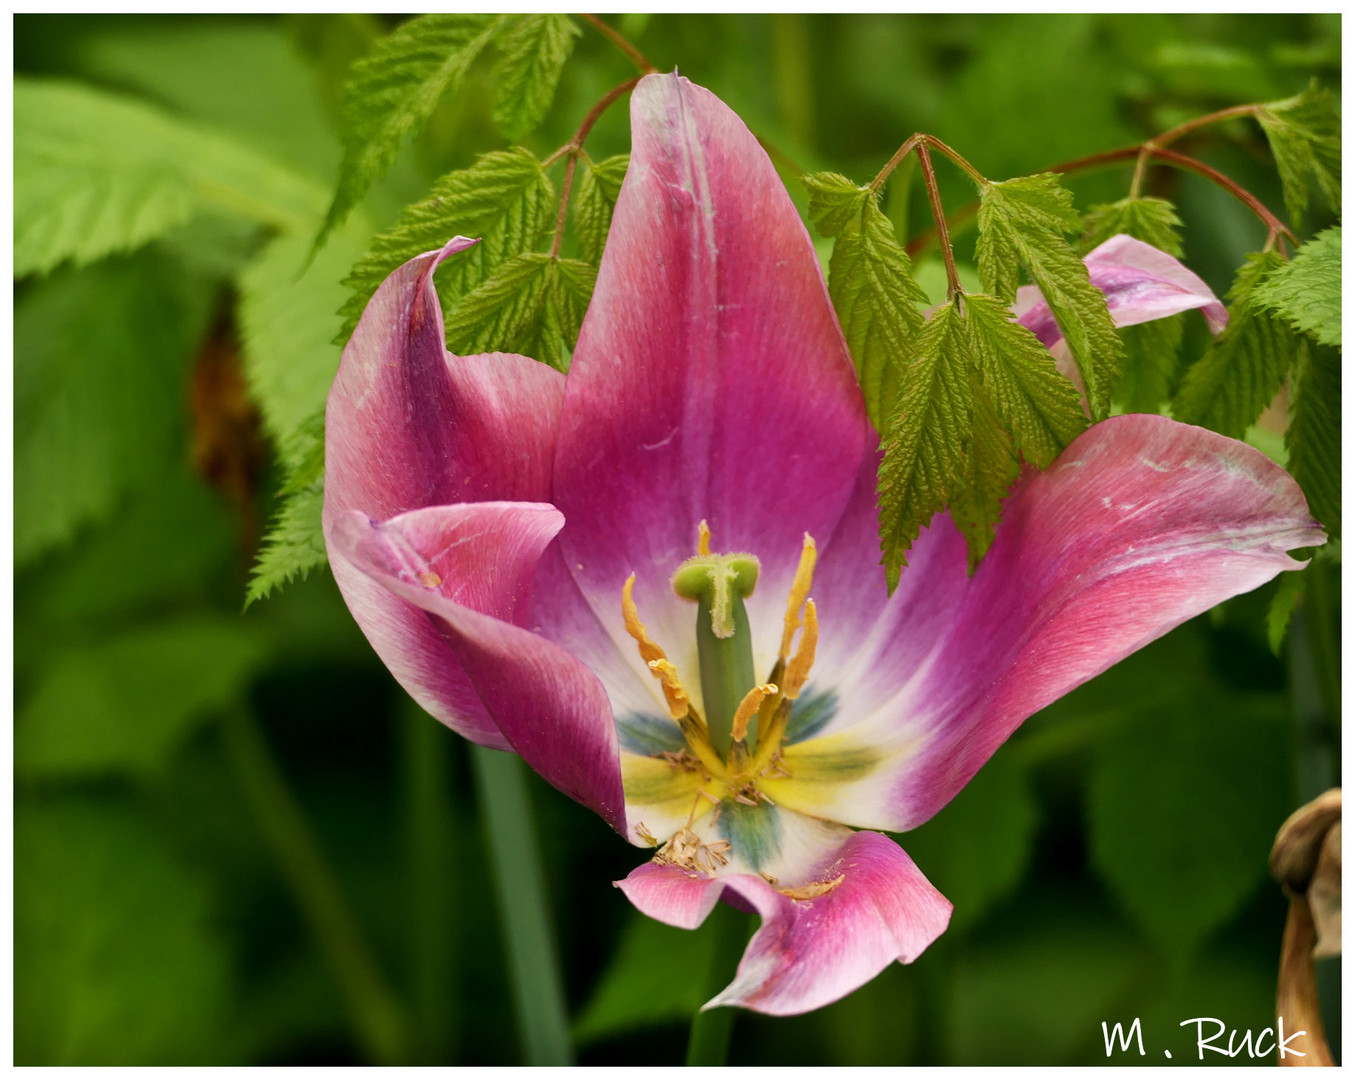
[673,552,760,758]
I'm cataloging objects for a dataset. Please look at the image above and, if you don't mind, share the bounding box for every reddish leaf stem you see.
[904,143,1295,257]
[546,74,643,257]
[870,133,985,299]
[577,13,657,74]
[917,142,961,299]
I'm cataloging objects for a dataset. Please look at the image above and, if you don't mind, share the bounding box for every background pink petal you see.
[323,238,566,748]
[331,503,627,833]
[552,73,872,686]
[1017,234,1228,352]
[619,830,951,1016]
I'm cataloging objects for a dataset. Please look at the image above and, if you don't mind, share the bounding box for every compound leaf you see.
[16,78,326,278]
[491,14,580,140]
[963,292,1087,468]
[319,14,499,248]
[1286,342,1341,540]
[1256,81,1341,229]
[805,171,928,430]
[444,253,596,370]
[1080,196,1183,257]
[977,174,1122,420]
[338,148,554,345]
[1251,226,1341,349]
[1172,252,1297,439]
[878,300,972,587]
[574,153,629,265]
[245,482,327,607]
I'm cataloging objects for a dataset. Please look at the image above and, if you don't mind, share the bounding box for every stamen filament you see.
[783,599,818,700]
[779,534,817,660]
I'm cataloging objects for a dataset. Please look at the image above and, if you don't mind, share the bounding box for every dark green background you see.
[14,13,1341,1065]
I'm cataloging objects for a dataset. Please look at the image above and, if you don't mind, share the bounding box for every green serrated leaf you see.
[574,153,629,265]
[1252,226,1341,349]
[878,300,972,587]
[318,14,500,248]
[808,174,928,430]
[15,253,214,567]
[491,14,580,141]
[977,174,1122,420]
[239,222,368,466]
[962,292,1088,467]
[245,483,328,607]
[16,617,268,781]
[1172,252,1297,439]
[1286,342,1341,540]
[15,78,327,278]
[338,148,554,346]
[16,797,234,1064]
[951,382,1020,570]
[1080,196,1183,257]
[444,253,595,370]
[1256,81,1341,228]
[280,415,327,495]
[803,171,871,239]
[976,174,1082,302]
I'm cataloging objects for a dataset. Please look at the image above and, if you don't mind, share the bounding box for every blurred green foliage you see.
[14,13,1340,1065]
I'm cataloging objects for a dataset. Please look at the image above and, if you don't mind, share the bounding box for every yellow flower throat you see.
[621,521,820,807]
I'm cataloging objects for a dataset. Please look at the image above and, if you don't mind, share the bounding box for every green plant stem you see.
[685,906,755,1065]
[221,703,410,1064]
[471,746,574,1065]
[403,704,456,1063]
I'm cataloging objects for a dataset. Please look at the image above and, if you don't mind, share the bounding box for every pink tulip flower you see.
[323,74,1322,1016]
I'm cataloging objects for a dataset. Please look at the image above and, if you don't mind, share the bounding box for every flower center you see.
[620,522,820,806]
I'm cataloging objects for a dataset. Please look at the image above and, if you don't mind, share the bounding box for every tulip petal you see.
[1016,233,1228,352]
[767,415,1323,831]
[330,501,627,832]
[552,73,871,692]
[324,237,566,748]
[619,827,951,1016]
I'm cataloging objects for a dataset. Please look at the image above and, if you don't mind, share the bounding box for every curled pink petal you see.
[553,72,872,682]
[324,237,566,748]
[619,830,951,1016]
[331,502,627,832]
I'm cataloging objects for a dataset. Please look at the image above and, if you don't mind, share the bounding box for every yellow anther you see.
[697,519,711,556]
[622,573,666,667]
[783,599,818,700]
[624,573,694,720]
[779,533,818,660]
[730,683,778,743]
[647,659,691,720]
